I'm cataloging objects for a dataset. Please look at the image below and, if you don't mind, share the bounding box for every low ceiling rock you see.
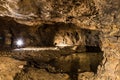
[0,0,119,30]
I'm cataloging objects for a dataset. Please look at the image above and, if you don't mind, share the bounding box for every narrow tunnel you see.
[0,17,103,80]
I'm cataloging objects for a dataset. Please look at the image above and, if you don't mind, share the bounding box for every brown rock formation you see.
[0,0,120,80]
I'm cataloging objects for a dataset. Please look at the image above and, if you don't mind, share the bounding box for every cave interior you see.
[0,17,103,75]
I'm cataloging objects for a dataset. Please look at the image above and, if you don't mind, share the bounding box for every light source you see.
[16,39,24,47]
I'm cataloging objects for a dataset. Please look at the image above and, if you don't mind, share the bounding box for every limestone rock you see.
[78,72,94,80]
[14,68,69,80]
[0,57,26,80]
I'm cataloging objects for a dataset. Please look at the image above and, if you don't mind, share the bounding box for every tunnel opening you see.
[0,17,103,80]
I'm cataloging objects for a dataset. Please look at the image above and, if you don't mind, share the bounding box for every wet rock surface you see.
[0,51,102,80]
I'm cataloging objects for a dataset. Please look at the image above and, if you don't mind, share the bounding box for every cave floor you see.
[0,49,103,80]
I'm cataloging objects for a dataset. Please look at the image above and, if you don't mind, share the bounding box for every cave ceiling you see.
[0,0,119,31]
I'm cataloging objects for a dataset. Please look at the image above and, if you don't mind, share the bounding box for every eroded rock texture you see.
[14,68,69,80]
[0,57,26,80]
[0,0,120,80]
[0,0,97,25]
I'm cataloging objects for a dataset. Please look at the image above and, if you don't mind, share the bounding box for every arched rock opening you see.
[0,17,103,80]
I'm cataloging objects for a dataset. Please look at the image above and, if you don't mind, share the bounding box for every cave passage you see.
[0,18,103,80]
